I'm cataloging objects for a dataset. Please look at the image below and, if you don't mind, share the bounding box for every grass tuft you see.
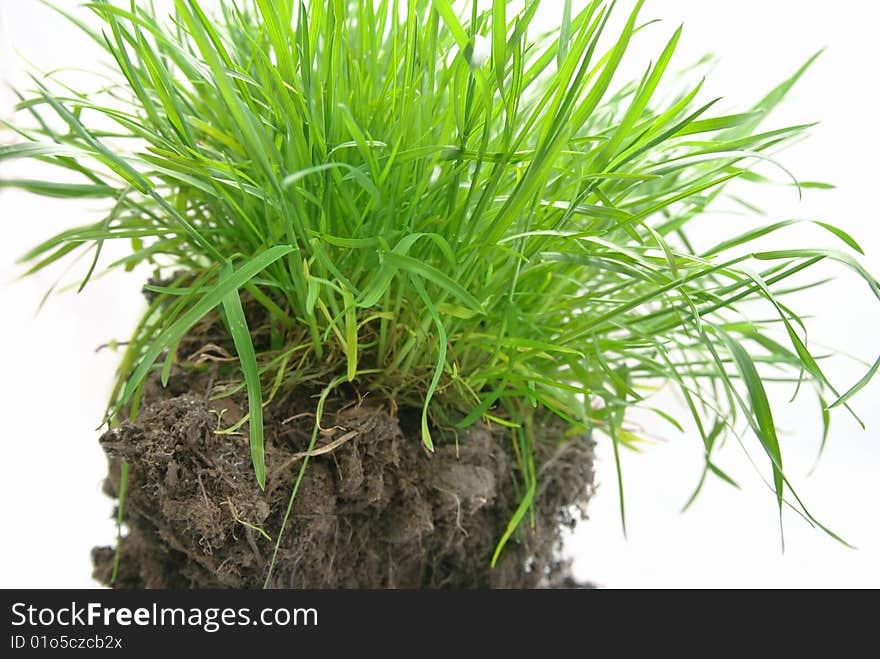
[3,0,879,559]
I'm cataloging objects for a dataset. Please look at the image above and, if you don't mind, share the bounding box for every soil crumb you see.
[93,367,594,588]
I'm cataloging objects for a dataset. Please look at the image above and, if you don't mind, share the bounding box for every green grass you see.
[3,0,879,563]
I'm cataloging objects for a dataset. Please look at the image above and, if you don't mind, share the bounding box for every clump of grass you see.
[3,0,878,562]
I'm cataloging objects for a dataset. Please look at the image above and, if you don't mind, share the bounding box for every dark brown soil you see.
[92,300,594,588]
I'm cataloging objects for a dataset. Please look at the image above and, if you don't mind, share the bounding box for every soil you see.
[92,299,595,588]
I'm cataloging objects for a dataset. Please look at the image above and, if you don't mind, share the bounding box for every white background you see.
[1,1,878,588]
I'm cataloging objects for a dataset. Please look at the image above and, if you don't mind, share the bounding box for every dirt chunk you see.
[93,369,594,588]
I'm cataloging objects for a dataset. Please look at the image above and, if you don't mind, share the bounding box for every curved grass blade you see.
[121,245,294,406]
[221,265,268,489]
[718,331,785,542]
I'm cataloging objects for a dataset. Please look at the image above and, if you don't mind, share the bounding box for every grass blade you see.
[221,265,268,489]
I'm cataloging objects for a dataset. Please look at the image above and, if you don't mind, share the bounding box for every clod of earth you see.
[93,367,594,588]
